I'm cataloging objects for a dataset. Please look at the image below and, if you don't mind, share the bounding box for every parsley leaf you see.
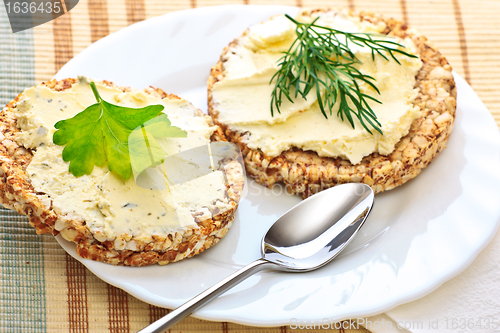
[53,82,187,179]
[128,113,187,178]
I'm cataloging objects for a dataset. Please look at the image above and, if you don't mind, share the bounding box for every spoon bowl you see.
[263,183,374,271]
[141,183,374,332]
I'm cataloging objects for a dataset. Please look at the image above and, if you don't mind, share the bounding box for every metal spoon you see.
[140,183,374,333]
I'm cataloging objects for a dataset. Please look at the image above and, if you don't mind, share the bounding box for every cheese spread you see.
[13,78,233,250]
[211,11,423,164]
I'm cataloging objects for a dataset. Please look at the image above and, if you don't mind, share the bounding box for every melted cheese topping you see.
[211,11,423,164]
[14,79,232,249]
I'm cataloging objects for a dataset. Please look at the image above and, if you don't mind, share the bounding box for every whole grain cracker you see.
[0,78,244,266]
[208,9,456,198]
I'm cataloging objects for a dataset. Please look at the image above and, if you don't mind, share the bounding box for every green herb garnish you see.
[128,113,187,179]
[270,14,418,134]
[53,82,187,179]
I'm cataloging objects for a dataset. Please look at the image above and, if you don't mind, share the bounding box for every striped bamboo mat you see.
[1,0,499,332]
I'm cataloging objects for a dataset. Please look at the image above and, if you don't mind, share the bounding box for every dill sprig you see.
[270,14,418,134]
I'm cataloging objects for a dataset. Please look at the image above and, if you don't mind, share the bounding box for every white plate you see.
[55,5,500,326]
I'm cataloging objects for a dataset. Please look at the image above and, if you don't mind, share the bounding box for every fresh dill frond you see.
[270,14,418,135]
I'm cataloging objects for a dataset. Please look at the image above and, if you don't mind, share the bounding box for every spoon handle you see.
[139,258,275,333]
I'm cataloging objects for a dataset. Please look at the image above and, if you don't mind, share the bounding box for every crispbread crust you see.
[0,78,244,266]
[208,9,456,198]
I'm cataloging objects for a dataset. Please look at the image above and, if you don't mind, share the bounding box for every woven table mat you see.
[1,0,499,332]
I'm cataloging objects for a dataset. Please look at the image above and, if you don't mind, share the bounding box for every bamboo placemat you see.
[1,0,499,332]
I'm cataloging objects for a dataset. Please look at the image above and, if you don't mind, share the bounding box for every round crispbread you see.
[0,78,244,266]
[208,9,456,198]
